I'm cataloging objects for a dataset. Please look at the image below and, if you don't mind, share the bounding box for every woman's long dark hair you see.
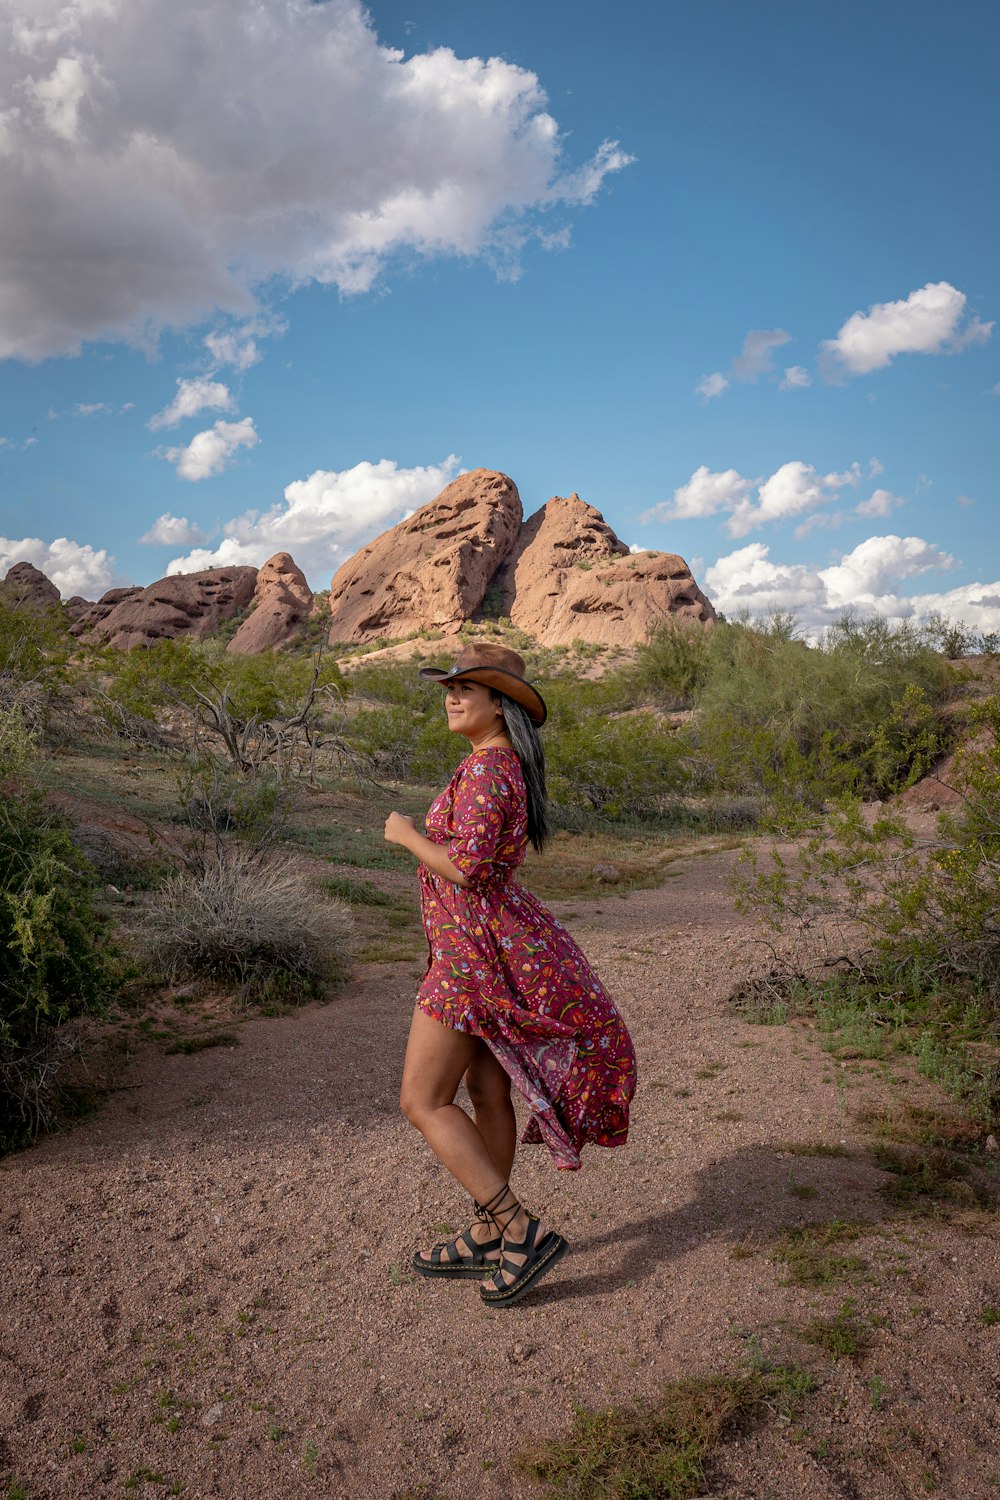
[493,693,551,854]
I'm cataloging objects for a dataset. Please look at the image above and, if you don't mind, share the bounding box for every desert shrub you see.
[734,695,1000,1120]
[135,848,355,1004]
[98,638,345,725]
[0,597,74,731]
[687,612,952,811]
[0,710,117,1150]
[632,620,713,707]
[545,696,686,819]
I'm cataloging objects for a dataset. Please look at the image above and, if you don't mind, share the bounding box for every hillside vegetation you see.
[1,591,997,1150]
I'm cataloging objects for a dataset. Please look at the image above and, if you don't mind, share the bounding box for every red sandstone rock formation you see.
[327,468,522,644]
[0,561,61,609]
[69,587,142,636]
[492,492,714,645]
[227,552,315,655]
[77,568,258,650]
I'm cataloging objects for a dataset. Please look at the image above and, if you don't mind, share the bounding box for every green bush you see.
[0,710,117,1150]
[98,638,345,724]
[734,695,1000,1121]
[687,612,952,811]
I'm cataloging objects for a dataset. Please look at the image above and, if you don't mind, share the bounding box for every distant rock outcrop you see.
[327,468,522,644]
[525,547,715,646]
[227,552,315,655]
[0,561,61,610]
[69,587,142,636]
[491,492,630,637]
[76,568,258,650]
[42,466,714,656]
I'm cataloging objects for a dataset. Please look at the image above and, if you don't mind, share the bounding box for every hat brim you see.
[419,664,547,726]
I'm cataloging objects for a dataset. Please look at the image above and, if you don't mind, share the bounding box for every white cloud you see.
[695,329,792,401]
[149,378,233,430]
[204,315,287,372]
[695,372,729,400]
[706,533,960,631]
[163,417,259,481]
[732,329,790,382]
[956,494,976,508]
[138,513,211,546]
[0,535,116,598]
[644,465,753,524]
[727,461,861,538]
[74,401,111,416]
[913,582,1000,632]
[855,488,904,519]
[166,455,460,588]
[0,0,632,361]
[780,365,811,390]
[868,457,885,479]
[649,459,863,537]
[988,382,1000,397]
[821,281,993,378]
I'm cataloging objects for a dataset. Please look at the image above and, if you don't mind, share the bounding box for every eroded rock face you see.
[69,587,143,636]
[327,468,522,644]
[492,493,630,633]
[77,568,258,650]
[529,548,716,646]
[0,561,61,609]
[227,552,314,655]
[491,492,714,645]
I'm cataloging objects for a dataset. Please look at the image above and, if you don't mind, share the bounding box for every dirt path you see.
[2,849,999,1499]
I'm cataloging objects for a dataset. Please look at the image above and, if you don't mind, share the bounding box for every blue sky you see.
[1,0,997,630]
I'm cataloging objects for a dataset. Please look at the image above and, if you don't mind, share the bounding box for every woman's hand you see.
[384,811,417,848]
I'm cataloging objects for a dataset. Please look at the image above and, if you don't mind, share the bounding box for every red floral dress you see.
[416,746,637,1171]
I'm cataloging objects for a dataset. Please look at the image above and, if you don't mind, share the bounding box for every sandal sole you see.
[480,1233,569,1308]
[411,1254,499,1280]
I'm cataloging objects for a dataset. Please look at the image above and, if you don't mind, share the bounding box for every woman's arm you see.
[384,812,470,888]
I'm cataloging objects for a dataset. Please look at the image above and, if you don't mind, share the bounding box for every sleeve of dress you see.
[446,763,511,887]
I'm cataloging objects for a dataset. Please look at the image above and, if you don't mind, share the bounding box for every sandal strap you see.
[420,1223,501,1269]
[478,1182,521,1235]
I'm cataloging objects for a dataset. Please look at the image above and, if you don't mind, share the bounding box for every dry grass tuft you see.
[136,851,355,1004]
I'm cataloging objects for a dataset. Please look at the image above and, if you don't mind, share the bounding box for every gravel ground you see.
[2,847,999,1500]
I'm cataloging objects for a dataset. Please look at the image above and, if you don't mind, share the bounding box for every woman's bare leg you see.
[401,1009,538,1264]
[400,1009,509,1206]
[464,1045,516,1183]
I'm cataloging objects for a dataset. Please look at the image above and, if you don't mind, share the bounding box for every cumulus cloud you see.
[732,329,791,381]
[149,378,233,431]
[695,372,729,400]
[163,417,259,481]
[821,281,993,378]
[704,533,971,632]
[694,329,791,401]
[74,401,110,416]
[166,455,461,587]
[780,365,811,390]
[204,315,287,372]
[644,465,753,524]
[647,459,865,537]
[855,488,904,519]
[0,535,116,597]
[0,0,632,361]
[138,513,211,546]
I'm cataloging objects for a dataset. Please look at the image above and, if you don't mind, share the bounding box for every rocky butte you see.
[326,468,715,647]
[7,468,715,653]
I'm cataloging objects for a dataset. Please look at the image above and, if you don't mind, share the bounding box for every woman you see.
[384,642,637,1308]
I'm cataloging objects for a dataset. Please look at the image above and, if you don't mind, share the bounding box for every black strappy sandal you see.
[478,1187,569,1309]
[411,1199,502,1280]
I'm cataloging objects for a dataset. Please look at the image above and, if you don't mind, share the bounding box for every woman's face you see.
[442,679,503,742]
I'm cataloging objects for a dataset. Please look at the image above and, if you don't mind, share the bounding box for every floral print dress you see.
[416,746,637,1171]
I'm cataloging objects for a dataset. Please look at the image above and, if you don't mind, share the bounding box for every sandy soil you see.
[2,846,999,1500]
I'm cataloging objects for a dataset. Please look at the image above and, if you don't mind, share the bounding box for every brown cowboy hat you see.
[419,642,547,726]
